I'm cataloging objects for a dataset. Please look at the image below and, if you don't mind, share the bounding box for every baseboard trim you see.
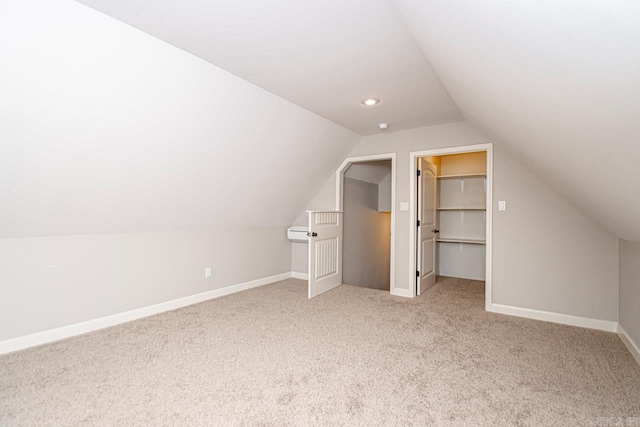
[5,278,624,356]
[618,324,640,366]
[391,288,413,298]
[0,272,293,355]
[489,303,617,332]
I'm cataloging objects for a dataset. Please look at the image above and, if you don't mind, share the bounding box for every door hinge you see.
[417,220,420,227]
[417,170,421,177]
[416,270,420,277]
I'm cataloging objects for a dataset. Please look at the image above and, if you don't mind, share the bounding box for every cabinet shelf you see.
[437,207,486,211]
[437,238,486,245]
[437,173,486,179]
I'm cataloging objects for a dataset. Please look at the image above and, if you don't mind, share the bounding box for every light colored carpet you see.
[1,277,639,426]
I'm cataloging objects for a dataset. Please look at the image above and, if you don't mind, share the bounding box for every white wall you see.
[0,0,360,342]
[0,0,360,238]
[0,228,289,341]
[619,239,640,348]
[294,122,619,321]
[393,0,640,242]
[343,178,391,290]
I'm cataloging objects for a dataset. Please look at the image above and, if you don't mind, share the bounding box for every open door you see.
[416,158,438,295]
[308,211,343,298]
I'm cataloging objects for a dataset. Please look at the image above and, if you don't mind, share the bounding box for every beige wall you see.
[343,178,391,290]
[294,122,619,321]
[619,239,640,346]
[378,172,392,212]
[0,227,290,341]
[492,147,618,320]
[291,242,308,275]
[439,151,486,176]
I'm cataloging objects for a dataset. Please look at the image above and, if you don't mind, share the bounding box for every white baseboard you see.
[0,272,293,355]
[291,272,308,280]
[489,303,618,332]
[618,324,640,366]
[391,287,413,298]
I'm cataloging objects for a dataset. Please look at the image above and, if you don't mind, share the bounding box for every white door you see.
[308,211,343,298]
[416,158,438,295]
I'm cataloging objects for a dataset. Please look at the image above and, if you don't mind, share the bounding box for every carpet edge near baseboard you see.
[618,324,640,366]
[0,272,297,355]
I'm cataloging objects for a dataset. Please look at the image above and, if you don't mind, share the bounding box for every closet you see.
[435,152,486,281]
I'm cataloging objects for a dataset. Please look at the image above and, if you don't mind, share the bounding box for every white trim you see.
[390,288,413,298]
[291,272,309,280]
[0,272,293,355]
[490,303,618,332]
[618,324,640,366]
[335,153,397,296]
[409,143,493,306]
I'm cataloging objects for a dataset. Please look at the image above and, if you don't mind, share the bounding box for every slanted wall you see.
[0,0,360,342]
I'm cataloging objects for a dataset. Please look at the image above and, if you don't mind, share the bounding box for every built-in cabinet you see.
[435,152,486,280]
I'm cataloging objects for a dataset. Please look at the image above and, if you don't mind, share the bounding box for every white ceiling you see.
[74,0,462,136]
[68,0,640,242]
[394,0,640,241]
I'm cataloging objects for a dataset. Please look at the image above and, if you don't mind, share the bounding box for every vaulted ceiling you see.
[75,0,639,241]
[4,0,639,242]
[393,0,640,241]
[75,0,462,136]
[0,0,360,238]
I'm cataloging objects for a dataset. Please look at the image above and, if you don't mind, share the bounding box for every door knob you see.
[307,232,318,237]
[432,229,440,234]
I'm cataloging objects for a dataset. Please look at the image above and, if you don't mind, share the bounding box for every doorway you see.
[342,160,392,291]
[335,153,397,295]
[410,144,493,309]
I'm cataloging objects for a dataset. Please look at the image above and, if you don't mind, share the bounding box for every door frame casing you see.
[409,143,494,310]
[335,153,397,295]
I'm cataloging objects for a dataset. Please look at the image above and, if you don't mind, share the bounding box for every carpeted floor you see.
[1,277,639,426]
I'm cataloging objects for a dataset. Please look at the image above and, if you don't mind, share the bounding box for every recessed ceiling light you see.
[362,98,380,106]
[378,123,389,130]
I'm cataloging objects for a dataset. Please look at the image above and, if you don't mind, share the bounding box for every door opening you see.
[342,160,392,291]
[411,144,493,309]
[334,153,397,295]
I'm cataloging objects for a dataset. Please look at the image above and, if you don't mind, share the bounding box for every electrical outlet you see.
[498,201,507,211]
[205,267,212,278]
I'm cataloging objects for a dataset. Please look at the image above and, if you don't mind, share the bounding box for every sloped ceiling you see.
[3,0,638,243]
[344,161,392,184]
[392,0,640,241]
[73,0,462,135]
[0,0,360,238]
